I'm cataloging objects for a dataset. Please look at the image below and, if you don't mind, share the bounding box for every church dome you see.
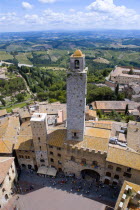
[73,49,83,57]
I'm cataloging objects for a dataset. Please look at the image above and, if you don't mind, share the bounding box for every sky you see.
[0,0,140,32]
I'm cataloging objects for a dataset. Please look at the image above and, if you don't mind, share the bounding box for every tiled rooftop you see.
[0,109,7,117]
[107,146,140,171]
[115,181,140,210]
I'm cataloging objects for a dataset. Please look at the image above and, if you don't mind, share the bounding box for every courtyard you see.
[6,169,119,210]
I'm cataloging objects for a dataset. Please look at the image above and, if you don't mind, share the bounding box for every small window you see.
[81,158,86,165]
[114,175,119,179]
[5,194,8,200]
[71,156,75,161]
[106,172,111,177]
[58,154,61,157]
[127,168,131,173]
[50,151,53,155]
[9,177,11,181]
[2,188,5,193]
[123,172,131,178]
[40,146,41,150]
[58,160,62,165]
[49,145,53,149]
[74,132,77,137]
[116,167,121,172]
[57,147,61,151]
[40,159,45,163]
[38,137,40,140]
[50,158,54,163]
[75,60,80,69]
[108,165,113,170]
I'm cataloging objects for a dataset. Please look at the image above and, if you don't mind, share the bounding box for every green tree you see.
[16,93,24,102]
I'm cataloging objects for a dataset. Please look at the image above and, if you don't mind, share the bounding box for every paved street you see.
[14,187,106,210]
[6,170,119,210]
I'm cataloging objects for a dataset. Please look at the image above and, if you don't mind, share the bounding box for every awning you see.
[46,167,57,177]
[37,166,48,175]
[37,166,57,177]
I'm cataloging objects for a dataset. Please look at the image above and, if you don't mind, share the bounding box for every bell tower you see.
[67,50,88,141]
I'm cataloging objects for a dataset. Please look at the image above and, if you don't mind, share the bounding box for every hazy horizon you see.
[1,0,140,32]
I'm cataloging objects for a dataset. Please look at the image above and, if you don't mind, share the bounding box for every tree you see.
[115,84,119,96]
[125,115,135,123]
[97,109,102,118]
[16,93,24,102]
[0,97,6,106]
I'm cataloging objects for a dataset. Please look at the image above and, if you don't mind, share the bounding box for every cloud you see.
[22,2,33,9]
[38,0,56,3]
[69,9,75,13]
[1,0,140,31]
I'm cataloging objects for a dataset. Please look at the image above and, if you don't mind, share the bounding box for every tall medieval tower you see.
[67,50,88,141]
[30,113,48,168]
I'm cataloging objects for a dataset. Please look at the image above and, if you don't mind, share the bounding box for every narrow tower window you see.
[75,60,80,69]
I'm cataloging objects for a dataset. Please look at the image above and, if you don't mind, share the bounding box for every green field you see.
[0,51,13,61]
[16,53,32,65]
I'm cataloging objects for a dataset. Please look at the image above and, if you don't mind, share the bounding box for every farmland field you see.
[0,51,13,61]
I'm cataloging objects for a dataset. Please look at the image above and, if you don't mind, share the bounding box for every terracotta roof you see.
[0,109,7,117]
[0,157,14,184]
[107,146,140,171]
[68,136,109,153]
[0,118,9,139]
[92,101,138,110]
[47,127,109,152]
[93,121,112,130]
[14,135,33,150]
[87,110,97,118]
[115,181,140,210]
[0,140,13,154]
[47,129,66,148]
[14,121,33,150]
[85,127,110,139]
[19,109,31,119]
[2,116,20,143]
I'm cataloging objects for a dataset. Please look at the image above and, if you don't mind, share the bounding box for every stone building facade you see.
[30,113,48,168]
[67,50,88,141]
[0,157,17,209]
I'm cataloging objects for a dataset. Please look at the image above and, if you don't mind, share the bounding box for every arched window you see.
[5,194,8,200]
[81,158,86,165]
[28,165,32,169]
[106,172,111,177]
[40,159,45,162]
[75,60,80,69]
[114,175,119,179]
[71,156,75,162]
[116,167,121,172]
[21,164,26,168]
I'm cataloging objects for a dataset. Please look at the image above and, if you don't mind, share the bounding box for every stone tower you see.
[67,49,88,141]
[30,113,48,168]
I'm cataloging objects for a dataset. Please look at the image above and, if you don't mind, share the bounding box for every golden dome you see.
[73,49,83,57]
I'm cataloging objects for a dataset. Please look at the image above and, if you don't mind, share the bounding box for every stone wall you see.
[67,71,87,141]
[0,160,17,209]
